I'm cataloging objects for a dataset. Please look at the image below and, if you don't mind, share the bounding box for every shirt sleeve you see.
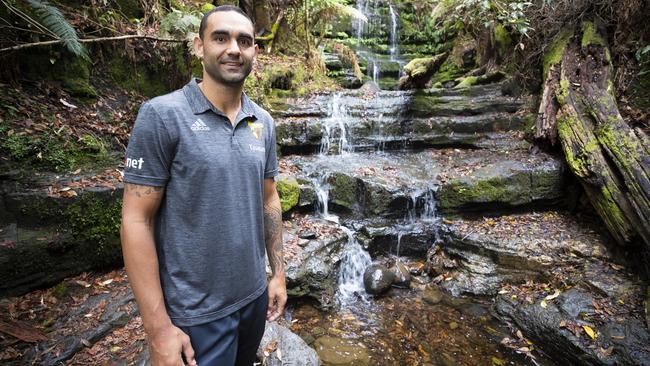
[264,116,279,179]
[123,102,175,187]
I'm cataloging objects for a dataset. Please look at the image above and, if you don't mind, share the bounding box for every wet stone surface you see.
[438,211,613,296]
[283,147,566,217]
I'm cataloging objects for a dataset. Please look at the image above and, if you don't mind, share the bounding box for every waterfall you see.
[313,172,339,223]
[371,60,379,83]
[336,226,372,304]
[388,4,399,61]
[320,94,351,155]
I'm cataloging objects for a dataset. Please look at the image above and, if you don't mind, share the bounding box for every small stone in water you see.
[299,231,318,239]
[449,322,459,330]
[423,285,444,305]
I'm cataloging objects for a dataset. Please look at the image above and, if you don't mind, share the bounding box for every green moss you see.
[79,134,107,154]
[431,56,465,85]
[599,185,627,230]
[454,76,478,89]
[438,173,531,211]
[51,282,68,298]
[581,21,606,48]
[594,122,640,169]
[557,114,590,177]
[57,56,97,98]
[556,77,570,105]
[66,192,122,263]
[277,177,300,213]
[404,57,433,77]
[494,24,512,59]
[108,57,168,97]
[543,29,573,80]
[328,173,358,210]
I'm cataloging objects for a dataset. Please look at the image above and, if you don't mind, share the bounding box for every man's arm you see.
[263,178,287,321]
[120,183,196,366]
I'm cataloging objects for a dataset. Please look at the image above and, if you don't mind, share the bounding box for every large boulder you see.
[257,321,321,366]
[363,264,395,295]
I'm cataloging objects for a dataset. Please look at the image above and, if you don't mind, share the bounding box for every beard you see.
[203,58,253,86]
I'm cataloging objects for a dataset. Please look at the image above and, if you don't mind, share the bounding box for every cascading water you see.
[320,94,351,155]
[394,188,441,258]
[388,4,399,61]
[336,227,372,304]
[352,0,405,86]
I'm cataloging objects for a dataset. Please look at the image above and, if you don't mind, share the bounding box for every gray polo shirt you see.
[124,78,278,326]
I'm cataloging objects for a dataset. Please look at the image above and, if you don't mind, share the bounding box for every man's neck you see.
[199,76,243,124]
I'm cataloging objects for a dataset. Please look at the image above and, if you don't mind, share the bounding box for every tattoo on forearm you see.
[124,183,163,197]
[264,203,284,274]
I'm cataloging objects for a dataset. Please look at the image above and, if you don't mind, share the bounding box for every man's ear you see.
[193,35,204,58]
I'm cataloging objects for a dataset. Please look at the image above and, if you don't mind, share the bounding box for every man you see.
[120,6,286,366]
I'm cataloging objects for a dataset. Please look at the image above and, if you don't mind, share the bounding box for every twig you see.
[0,34,185,53]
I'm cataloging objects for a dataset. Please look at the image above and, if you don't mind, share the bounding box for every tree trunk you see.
[537,22,650,251]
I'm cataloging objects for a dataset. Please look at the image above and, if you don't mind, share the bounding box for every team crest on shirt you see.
[248,121,263,140]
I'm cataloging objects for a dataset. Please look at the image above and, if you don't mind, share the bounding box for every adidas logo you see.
[190,119,210,131]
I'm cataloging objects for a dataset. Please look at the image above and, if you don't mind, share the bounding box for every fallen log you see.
[536,21,650,251]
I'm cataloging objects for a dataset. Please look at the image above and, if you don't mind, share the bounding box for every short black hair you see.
[199,5,253,40]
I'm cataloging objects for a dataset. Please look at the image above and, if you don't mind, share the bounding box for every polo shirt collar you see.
[183,78,256,121]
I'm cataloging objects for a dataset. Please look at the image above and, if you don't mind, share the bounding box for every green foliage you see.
[158,8,201,39]
[26,0,88,59]
[282,0,366,52]
[453,0,533,36]
[636,44,650,76]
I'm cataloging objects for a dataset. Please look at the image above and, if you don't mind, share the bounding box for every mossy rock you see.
[327,172,359,211]
[404,57,433,78]
[0,188,123,296]
[277,176,300,213]
[19,50,97,98]
[437,161,564,213]
[107,44,192,97]
[431,34,477,85]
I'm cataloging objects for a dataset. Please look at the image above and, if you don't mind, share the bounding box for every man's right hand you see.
[148,324,197,366]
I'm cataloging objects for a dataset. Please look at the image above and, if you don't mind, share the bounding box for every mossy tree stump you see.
[536,21,650,251]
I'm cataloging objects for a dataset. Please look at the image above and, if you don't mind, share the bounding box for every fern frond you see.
[27,0,88,59]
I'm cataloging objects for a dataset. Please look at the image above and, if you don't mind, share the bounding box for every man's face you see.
[194,11,258,86]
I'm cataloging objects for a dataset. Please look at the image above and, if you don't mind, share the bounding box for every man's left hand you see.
[267,274,287,321]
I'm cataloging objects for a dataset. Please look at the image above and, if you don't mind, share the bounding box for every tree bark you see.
[537,22,650,250]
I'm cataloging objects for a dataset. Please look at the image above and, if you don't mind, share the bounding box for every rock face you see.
[313,336,370,366]
[283,215,347,308]
[257,321,321,366]
[286,147,565,218]
[363,264,395,295]
[495,285,650,366]
[0,173,123,296]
